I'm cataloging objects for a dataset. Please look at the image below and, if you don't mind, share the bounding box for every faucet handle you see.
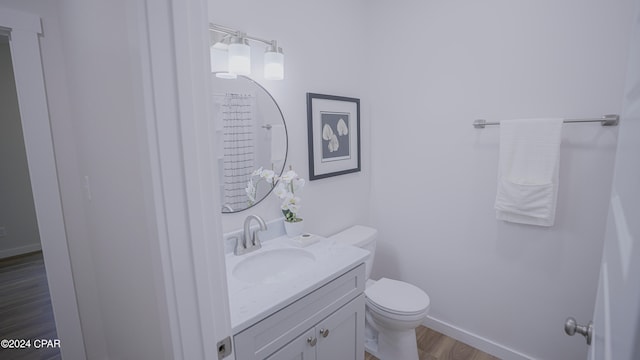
[231,235,245,256]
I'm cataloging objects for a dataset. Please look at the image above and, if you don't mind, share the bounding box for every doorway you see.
[0,37,42,259]
[0,33,60,359]
[0,8,85,359]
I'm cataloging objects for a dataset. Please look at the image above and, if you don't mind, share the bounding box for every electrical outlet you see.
[0,227,6,237]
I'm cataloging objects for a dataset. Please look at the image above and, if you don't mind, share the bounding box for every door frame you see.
[588,2,640,358]
[133,0,232,357]
[0,8,86,360]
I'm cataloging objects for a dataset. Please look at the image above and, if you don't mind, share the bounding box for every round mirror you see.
[211,74,288,213]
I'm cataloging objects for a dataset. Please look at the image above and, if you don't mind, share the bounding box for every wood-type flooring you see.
[0,251,60,360]
[365,325,501,360]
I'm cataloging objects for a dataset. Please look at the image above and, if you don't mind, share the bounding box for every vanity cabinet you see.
[233,264,365,360]
[266,295,364,360]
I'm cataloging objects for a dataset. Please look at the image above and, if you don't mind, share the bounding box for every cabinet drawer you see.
[234,263,365,360]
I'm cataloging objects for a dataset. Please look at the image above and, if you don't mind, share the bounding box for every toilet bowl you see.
[329,226,430,360]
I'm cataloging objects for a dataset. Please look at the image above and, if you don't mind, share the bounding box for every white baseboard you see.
[0,243,42,259]
[423,316,534,360]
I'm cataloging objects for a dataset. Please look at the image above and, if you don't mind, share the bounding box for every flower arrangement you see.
[245,167,276,206]
[274,167,305,223]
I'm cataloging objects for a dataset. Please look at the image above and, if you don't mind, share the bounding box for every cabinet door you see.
[316,294,365,360]
[266,328,316,360]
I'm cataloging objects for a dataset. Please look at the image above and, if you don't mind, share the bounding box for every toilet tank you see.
[328,225,378,280]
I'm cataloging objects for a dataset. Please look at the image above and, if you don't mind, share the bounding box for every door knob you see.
[320,328,329,338]
[307,336,317,347]
[564,317,593,345]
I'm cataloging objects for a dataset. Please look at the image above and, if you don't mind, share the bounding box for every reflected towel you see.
[494,118,563,226]
[270,124,287,162]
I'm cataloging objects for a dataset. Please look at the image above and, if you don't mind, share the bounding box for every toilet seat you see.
[365,278,430,317]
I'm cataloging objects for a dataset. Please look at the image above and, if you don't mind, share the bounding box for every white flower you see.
[281,195,301,213]
[322,123,334,141]
[292,177,305,192]
[260,169,276,183]
[328,133,339,152]
[280,170,298,183]
[245,178,256,203]
[285,202,300,214]
[337,118,348,136]
[274,182,288,198]
[251,167,264,177]
[246,167,276,206]
[274,168,305,222]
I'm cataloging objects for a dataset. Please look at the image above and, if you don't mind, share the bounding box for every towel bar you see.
[473,114,619,129]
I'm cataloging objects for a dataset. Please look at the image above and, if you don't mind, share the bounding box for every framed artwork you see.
[306,93,361,180]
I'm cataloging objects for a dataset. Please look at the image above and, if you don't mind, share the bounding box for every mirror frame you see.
[213,73,288,213]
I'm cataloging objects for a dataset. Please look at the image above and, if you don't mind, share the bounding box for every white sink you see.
[224,234,369,332]
[232,248,316,284]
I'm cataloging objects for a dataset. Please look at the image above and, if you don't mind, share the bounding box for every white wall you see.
[0,40,41,258]
[367,1,634,359]
[0,0,174,358]
[210,0,372,237]
[211,1,635,358]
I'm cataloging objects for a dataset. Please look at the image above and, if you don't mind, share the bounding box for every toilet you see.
[329,225,430,360]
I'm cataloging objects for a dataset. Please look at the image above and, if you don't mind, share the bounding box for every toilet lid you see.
[365,278,430,316]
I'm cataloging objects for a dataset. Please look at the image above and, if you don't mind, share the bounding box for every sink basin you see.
[232,248,316,284]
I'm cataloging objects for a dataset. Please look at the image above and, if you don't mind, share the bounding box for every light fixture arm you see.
[209,23,276,48]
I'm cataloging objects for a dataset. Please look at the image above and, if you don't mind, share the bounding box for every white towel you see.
[494,118,563,226]
[270,124,287,163]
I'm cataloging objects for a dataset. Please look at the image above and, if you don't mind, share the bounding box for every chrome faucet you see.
[235,215,267,255]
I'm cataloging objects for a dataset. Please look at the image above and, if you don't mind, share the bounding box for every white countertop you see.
[225,235,369,333]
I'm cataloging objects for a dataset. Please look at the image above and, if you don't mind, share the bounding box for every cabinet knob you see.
[320,328,329,338]
[307,336,317,347]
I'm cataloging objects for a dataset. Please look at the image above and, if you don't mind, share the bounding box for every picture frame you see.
[306,93,361,180]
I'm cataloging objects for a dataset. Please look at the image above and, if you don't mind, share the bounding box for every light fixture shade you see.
[216,72,238,79]
[264,48,284,80]
[210,43,227,72]
[228,38,251,76]
[210,43,237,79]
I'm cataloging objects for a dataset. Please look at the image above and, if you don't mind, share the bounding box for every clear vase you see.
[284,220,304,237]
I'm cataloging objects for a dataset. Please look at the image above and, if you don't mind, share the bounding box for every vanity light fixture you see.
[264,41,284,80]
[210,41,237,79]
[209,23,285,80]
[227,34,251,76]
